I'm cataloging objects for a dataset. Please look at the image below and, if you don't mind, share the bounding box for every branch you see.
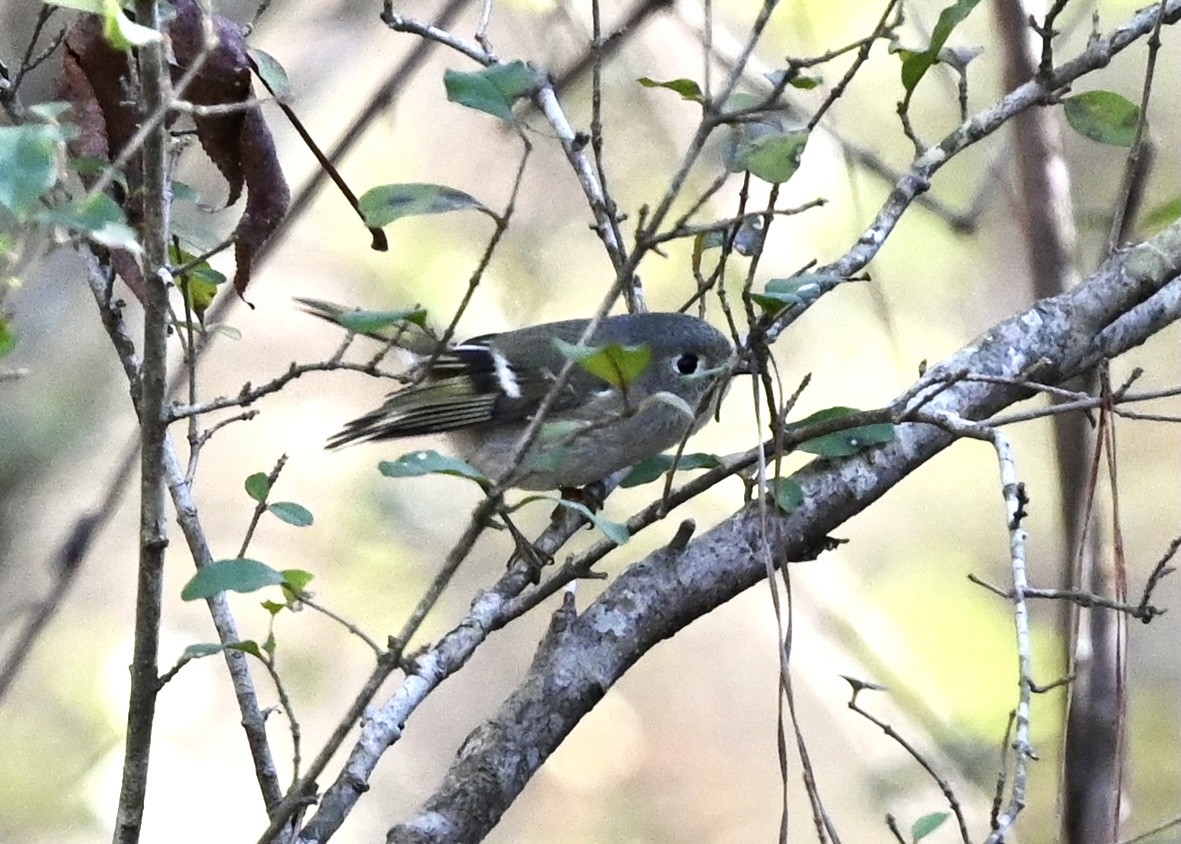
[357,222,1181,841]
[762,0,1181,345]
[112,1,173,838]
[84,256,286,818]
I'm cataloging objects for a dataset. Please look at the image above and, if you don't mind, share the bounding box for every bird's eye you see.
[675,352,700,375]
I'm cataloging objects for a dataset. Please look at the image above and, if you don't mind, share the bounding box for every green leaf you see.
[244,472,270,502]
[795,406,896,457]
[40,193,141,252]
[268,501,313,527]
[444,60,537,122]
[211,324,242,341]
[180,643,224,661]
[281,568,315,593]
[170,243,227,286]
[553,338,652,389]
[378,449,488,482]
[720,98,808,185]
[731,130,809,184]
[637,77,703,103]
[768,477,803,513]
[337,307,429,334]
[41,0,103,11]
[260,600,286,615]
[0,317,15,361]
[1140,196,1181,234]
[553,498,629,545]
[359,183,488,227]
[172,243,226,321]
[181,559,285,601]
[750,273,830,314]
[1063,91,1141,147]
[620,453,720,487]
[695,230,727,253]
[764,69,821,90]
[911,812,950,842]
[801,426,898,458]
[99,0,161,49]
[248,47,292,101]
[0,124,60,218]
[900,0,983,92]
[177,275,221,319]
[723,92,764,114]
[228,640,263,659]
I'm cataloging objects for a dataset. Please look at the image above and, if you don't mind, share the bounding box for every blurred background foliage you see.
[2,0,1180,841]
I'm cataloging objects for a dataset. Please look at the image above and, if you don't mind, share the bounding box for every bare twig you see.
[911,410,1036,842]
[845,681,971,843]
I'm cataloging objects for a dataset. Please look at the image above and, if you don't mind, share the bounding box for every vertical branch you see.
[1061,381,1127,844]
[113,2,172,841]
[83,251,287,820]
[991,0,1088,687]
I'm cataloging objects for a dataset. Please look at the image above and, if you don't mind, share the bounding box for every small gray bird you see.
[299,299,733,489]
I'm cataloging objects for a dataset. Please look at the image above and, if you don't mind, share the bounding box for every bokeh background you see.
[3,0,1180,841]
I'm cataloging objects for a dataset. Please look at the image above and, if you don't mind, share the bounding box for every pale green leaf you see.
[444,61,537,122]
[40,193,141,252]
[637,77,703,103]
[268,501,313,527]
[794,407,896,457]
[244,472,270,501]
[248,47,292,101]
[1063,91,1141,147]
[750,273,831,314]
[911,812,950,841]
[731,130,809,184]
[337,307,430,333]
[228,640,263,658]
[181,559,285,601]
[180,643,224,660]
[359,183,488,227]
[553,338,652,389]
[620,453,720,487]
[0,124,60,218]
[280,568,315,593]
[900,0,983,92]
[378,449,487,482]
[554,498,629,545]
[768,477,803,513]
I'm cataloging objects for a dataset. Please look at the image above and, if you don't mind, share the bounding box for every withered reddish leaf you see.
[232,107,290,300]
[168,0,252,205]
[57,16,146,300]
[167,0,289,298]
[56,0,289,303]
[57,44,108,163]
[60,16,139,164]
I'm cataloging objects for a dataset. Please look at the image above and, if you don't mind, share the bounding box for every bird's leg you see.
[497,506,552,583]
[554,478,608,518]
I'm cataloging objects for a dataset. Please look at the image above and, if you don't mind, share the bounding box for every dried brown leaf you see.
[55,0,289,303]
[168,0,253,205]
[232,107,290,300]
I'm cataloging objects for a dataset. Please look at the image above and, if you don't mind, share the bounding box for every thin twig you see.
[845,682,971,843]
[236,454,288,560]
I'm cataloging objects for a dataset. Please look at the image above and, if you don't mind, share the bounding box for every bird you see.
[298,298,733,490]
